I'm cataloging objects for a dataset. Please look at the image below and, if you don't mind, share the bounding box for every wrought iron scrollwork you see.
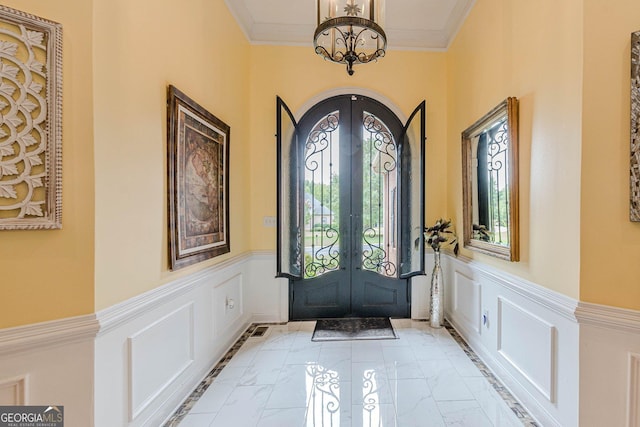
[305,113,339,172]
[304,112,341,278]
[363,113,396,172]
[305,227,340,278]
[361,112,397,277]
[362,231,396,276]
[487,120,508,173]
[483,119,510,245]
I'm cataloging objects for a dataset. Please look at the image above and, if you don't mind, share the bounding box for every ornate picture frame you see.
[461,97,520,261]
[631,31,640,221]
[167,85,230,270]
[0,6,62,230]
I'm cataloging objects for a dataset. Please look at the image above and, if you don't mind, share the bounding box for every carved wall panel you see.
[0,5,62,230]
[631,31,640,221]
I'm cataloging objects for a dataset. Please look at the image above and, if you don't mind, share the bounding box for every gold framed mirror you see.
[462,97,519,261]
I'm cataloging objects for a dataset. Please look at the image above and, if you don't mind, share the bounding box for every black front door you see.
[276,95,425,320]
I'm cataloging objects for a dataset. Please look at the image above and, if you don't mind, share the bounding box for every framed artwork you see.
[167,85,230,270]
[0,6,62,230]
[631,31,640,221]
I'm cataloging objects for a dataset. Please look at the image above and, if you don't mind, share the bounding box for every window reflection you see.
[470,118,510,246]
[361,368,382,426]
[304,363,393,426]
[306,363,341,426]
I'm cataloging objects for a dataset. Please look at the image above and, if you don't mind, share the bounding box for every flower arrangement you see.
[424,218,459,255]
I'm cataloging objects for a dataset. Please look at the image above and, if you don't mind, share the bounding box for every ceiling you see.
[223,0,476,50]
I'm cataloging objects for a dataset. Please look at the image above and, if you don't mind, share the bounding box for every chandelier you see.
[314,0,387,75]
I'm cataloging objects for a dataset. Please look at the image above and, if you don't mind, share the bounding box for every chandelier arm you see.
[315,45,347,63]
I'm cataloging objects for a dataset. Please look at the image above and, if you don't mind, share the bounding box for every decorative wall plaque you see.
[167,85,230,270]
[0,6,62,230]
[631,31,640,221]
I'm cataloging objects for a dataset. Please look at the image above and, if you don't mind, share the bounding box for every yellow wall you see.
[446,0,583,298]
[4,0,639,328]
[93,0,251,309]
[248,46,449,250]
[0,0,95,328]
[580,0,640,310]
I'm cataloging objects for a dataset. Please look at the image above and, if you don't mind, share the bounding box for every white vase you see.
[429,249,444,328]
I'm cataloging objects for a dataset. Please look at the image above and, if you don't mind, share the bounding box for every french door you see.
[276,95,425,319]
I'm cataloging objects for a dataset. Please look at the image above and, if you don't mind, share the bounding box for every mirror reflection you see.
[462,97,519,261]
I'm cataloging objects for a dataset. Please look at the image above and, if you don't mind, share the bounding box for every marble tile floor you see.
[165,319,538,427]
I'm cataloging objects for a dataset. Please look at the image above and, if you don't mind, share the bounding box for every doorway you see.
[277,94,425,320]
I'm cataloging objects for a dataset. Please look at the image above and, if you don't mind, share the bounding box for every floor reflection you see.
[167,321,537,427]
[361,368,382,426]
[306,363,341,426]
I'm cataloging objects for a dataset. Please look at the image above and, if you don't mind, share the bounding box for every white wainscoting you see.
[244,251,288,323]
[442,254,580,427]
[94,252,268,427]
[0,375,27,405]
[630,353,640,427]
[576,303,640,427]
[0,334,95,426]
[128,303,195,420]
[453,270,481,333]
[0,252,285,427]
[3,250,639,427]
[497,297,556,402]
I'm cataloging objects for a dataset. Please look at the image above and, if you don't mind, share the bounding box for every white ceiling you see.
[224,0,476,50]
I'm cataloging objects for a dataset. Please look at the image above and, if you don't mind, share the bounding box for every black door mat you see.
[311,317,398,342]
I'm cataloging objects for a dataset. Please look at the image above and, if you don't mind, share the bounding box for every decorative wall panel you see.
[128,304,194,420]
[498,297,556,402]
[630,353,640,427]
[212,273,243,337]
[0,375,26,405]
[0,6,62,229]
[453,271,481,333]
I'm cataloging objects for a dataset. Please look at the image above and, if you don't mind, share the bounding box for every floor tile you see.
[258,408,307,427]
[421,360,475,402]
[170,321,537,427]
[304,379,351,426]
[449,353,484,377]
[285,344,322,365]
[177,413,217,427]
[210,384,272,426]
[238,349,288,385]
[351,341,385,362]
[266,364,315,409]
[188,382,234,414]
[438,400,494,427]
[351,403,397,427]
[351,363,394,405]
[464,377,524,427]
